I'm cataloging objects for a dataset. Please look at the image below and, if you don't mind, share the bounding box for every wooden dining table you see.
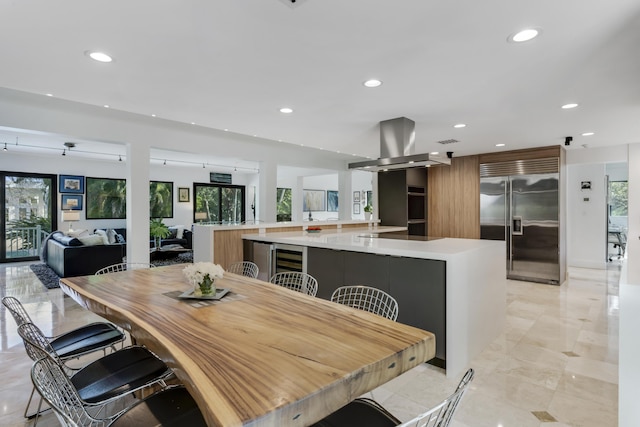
[60,264,436,427]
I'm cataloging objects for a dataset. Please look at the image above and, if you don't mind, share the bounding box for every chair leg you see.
[24,385,48,427]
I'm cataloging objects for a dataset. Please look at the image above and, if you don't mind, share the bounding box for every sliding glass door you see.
[194,183,245,224]
[1,172,56,262]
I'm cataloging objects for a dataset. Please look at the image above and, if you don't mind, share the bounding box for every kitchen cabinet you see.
[378,168,427,235]
[307,246,446,366]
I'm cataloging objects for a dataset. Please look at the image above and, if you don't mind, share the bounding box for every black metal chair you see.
[2,296,125,422]
[18,322,173,425]
[31,355,207,427]
[311,369,474,427]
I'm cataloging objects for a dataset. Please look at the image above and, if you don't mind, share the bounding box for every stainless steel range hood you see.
[348,117,451,171]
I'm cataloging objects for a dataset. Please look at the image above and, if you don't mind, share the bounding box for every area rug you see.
[151,251,193,266]
[29,263,61,289]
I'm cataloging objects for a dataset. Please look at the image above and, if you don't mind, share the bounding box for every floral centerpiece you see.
[183,262,225,296]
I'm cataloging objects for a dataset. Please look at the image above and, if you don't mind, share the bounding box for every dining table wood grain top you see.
[60,264,436,427]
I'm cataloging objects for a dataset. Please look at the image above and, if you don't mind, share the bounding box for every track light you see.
[163,159,166,165]
[119,155,122,162]
[203,163,205,168]
[3,143,6,152]
[62,149,66,156]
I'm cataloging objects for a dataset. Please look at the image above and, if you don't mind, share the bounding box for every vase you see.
[196,274,216,296]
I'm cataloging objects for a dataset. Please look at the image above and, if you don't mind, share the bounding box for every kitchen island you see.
[242,228,506,378]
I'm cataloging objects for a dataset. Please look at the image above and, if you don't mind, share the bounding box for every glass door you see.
[194,183,245,224]
[1,172,56,262]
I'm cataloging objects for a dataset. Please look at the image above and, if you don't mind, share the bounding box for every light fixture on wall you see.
[61,210,80,232]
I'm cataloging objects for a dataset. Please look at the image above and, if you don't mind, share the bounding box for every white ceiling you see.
[1,0,639,165]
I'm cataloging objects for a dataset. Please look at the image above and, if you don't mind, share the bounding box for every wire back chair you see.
[228,261,259,278]
[2,296,125,423]
[310,369,474,427]
[330,286,399,321]
[19,322,173,425]
[95,262,156,275]
[31,355,206,427]
[269,271,318,296]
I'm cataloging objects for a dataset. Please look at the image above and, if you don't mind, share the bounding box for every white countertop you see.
[242,228,503,262]
[193,220,377,231]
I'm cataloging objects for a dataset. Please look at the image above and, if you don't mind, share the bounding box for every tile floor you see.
[0,262,620,426]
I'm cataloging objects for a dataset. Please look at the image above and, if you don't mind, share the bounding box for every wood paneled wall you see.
[478,145,561,164]
[428,155,480,239]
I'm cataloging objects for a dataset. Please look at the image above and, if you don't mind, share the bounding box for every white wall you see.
[0,150,258,232]
[565,146,628,268]
[280,171,374,221]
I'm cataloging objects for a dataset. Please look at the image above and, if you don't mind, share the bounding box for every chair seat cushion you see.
[50,323,124,359]
[71,346,169,403]
[311,398,400,427]
[109,386,207,427]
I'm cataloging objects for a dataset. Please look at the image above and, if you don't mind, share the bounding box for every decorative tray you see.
[178,288,230,300]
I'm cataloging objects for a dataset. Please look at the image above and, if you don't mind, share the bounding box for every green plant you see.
[150,218,171,248]
[364,203,373,213]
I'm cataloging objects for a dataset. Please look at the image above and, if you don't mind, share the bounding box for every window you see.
[609,181,628,216]
[150,181,173,218]
[277,188,292,222]
[86,177,127,219]
[194,183,245,224]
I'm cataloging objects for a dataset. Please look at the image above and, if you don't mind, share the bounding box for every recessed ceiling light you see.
[430,151,439,155]
[191,122,196,125]
[582,132,595,136]
[279,107,293,114]
[46,93,53,97]
[496,143,506,147]
[224,129,229,131]
[509,28,541,43]
[453,123,466,128]
[561,103,578,109]
[151,114,156,117]
[363,79,382,88]
[86,51,113,63]
[103,104,110,108]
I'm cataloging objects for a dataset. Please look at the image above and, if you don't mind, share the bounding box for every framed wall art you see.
[61,194,83,210]
[327,190,339,212]
[178,187,190,202]
[303,189,326,212]
[59,175,84,194]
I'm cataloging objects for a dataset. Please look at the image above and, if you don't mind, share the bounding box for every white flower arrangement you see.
[182,262,225,286]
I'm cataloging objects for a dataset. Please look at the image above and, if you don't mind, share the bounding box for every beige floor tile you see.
[0,262,620,427]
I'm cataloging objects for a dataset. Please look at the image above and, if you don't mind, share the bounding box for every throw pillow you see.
[106,229,117,244]
[77,234,105,246]
[94,229,109,245]
[174,225,185,239]
[67,229,89,238]
[116,233,126,244]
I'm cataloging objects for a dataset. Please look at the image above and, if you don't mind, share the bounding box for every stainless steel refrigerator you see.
[480,160,560,284]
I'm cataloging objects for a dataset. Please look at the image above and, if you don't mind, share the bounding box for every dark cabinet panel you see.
[343,252,390,293]
[307,247,345,300]
[388,256,446,361]
[378,168,428,236]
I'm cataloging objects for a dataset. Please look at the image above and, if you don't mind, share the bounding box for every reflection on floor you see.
[0,262,620,426]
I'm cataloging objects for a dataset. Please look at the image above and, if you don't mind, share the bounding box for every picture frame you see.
[353,191,360,203]
[303,189,326,212]
[178,187,190,202]
[581,181,592,190]
[61,194,83,210]
[327,190,339,212]
[353,203,361,214]
[59,175,84,194]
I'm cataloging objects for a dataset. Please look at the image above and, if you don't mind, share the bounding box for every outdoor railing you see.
[5,226,48,259]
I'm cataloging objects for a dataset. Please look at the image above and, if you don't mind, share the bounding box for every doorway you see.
[1,172,56,262]
[607,177,628,261]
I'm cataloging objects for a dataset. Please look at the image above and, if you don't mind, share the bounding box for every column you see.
[258,160,277,223]
[338,170,353,220]
[125,142,151,263]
